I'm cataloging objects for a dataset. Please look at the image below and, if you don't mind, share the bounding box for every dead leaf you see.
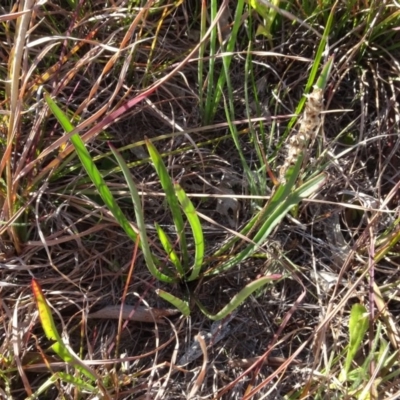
[88,305,179,324]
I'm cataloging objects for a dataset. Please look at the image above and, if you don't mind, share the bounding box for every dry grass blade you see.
[2,0,35,253]
[11,297,33,397]
[188,334,208,400]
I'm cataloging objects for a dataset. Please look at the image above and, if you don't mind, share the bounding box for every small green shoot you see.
[249,0,280,45]
[155,222,184,276]
[31,279,98,382]
[339,303,369,383]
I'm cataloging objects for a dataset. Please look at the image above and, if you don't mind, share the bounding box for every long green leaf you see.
[145,139,188,268]
[156,289,190,316]
[174,183,204,281]
[211,0,245,119]
[44,94,138,245]
[196,275,281,320]
[212,155,303,260]
[267,154,304,212]
[155,222,184,277]
[241,172,327,256]
[109,144,176,283]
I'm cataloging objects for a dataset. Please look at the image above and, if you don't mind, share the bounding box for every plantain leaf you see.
[174,183,204,281]
[44,94,138,247]
[146,139,189,268]
[195,275,281,320]
[155,222,184,277]
[156,289,190,316]
[109,144,177,283]
[208,173,326,275]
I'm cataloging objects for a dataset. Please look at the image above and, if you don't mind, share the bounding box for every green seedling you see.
[31,279,110,398]
[340,303,369,383]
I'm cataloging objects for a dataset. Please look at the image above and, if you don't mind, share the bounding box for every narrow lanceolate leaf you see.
[196,275,281,320]
[156,289,191,317]
[146,139,188,268]
[340,303,369,382]
[248,173,327,252]
[44,94,138,246]
[174,183,204,281]
[315,56,334,91]
[31,279,97,381]
[109,143,176,283]
[155,222,184,277]
[31,279,62,344]
[267,155,304,212]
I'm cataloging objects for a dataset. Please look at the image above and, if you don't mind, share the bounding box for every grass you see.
[1,0,400,398]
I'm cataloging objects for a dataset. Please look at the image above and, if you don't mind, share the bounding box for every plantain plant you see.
[44,58,332,320]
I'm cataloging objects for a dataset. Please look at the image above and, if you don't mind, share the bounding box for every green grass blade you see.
[44,94,138,244]
[156,289,190,316]
[283,2,337,136]
[198,0,207,116]
[210,0,245,118]
[145,138,188,268]
[109,144,176,283]
[196,275,281,320]
[203,0,218,123]
[250,172,327,251]
[174,183,204,281]
[154,222,184,277]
